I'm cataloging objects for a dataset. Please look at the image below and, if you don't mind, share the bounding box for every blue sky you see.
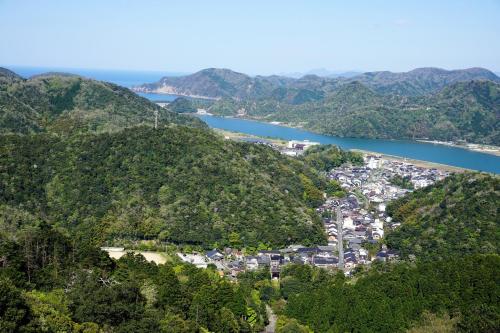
[1,0,499,74]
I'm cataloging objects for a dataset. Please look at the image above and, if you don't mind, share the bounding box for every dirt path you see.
[264,305,277,333]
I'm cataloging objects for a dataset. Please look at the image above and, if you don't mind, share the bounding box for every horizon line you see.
[3,64,500,77]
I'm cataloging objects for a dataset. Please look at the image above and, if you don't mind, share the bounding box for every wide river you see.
[198,115,500,174]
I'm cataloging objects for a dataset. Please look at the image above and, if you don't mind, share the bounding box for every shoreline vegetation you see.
[213,128,470,173]
[190,112,500,157]
[417,139,500,157]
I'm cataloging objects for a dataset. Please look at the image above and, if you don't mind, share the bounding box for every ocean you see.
[7,66,183,101]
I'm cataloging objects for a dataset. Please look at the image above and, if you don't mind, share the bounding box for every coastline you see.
[132,88,219,101]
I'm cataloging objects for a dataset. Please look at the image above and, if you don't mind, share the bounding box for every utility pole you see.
[154,109,158,129]
[336,205,344,271]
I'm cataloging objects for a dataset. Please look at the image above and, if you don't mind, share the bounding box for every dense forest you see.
[2,186,499,332]
[276,255,499,332]
[0,223,268,332]
[0,69,203,135]
[1,67,499,332]
[300,144,364,172]
[0,125,328,248]
[386,173,499,259]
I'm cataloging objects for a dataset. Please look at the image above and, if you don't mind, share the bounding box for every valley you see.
[1,66,498,332]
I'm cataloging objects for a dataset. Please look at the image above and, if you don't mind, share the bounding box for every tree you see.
[215,307,240,333]
[160,312,195,333]
[229,232,242,249]
[276,316,311,333]
[0,278,36,332]
[156,264,183,311]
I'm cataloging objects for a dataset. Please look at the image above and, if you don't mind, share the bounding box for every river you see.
[198,115,500,174]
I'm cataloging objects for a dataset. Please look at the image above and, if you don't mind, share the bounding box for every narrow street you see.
[264,305,277,333]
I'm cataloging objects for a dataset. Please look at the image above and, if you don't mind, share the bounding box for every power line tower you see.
[154,109,158,129]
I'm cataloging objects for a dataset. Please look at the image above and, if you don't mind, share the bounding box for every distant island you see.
[134,67,500,146]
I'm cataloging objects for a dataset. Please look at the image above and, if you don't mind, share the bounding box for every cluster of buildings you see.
[317,155,449,271]
[177,153,450,278]
[331,155,448,191]
[236,137,320,157]
[178,245,341,279]
[280,140,319,156]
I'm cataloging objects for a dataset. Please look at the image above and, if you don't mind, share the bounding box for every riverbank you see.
[197,115,500,174]
[214,128,470,173]
[350,149,469,173]
[417,140,500,157]
[206,114,500,158]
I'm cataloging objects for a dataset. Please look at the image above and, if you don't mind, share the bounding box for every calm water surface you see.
[198,115,500,174]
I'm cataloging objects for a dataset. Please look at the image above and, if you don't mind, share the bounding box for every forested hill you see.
[351,67,500,95]
[0,125,327,248]
[134,68,294,99]
[0,222,270,332]
[208,80,500,145]
[136,67,500,145]
[0,68,203,135]
[272,172,500,333]
[134,66,499,98]
[386,172,499,259]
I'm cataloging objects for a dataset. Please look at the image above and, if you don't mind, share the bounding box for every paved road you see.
[264,305,276,333]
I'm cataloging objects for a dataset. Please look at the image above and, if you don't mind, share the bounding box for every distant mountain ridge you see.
[0,67,22,80]
[135,66,499,145]
[133,66,500,98]
[353,67,500,95]
[206,79,500,145]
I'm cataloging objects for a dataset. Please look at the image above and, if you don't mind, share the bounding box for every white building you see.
[177,253,208,268]
[287,140,319,150]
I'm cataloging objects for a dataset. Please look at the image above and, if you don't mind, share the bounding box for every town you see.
[169,142,450,278]
[101,139,450,279]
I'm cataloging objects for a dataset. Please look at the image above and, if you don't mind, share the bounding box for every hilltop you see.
[352,67,500,95]
[134,66,500,98]
[0,68,203,135]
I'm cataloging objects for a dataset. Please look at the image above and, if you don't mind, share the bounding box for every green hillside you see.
[0,126,327,248]
[280,255,499,332]
[0,69,203,135]
[386,172,500,260]
[0,222,268,332]
[135,67,500,99]
[208,80,500,145]
[352,67,500,95]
